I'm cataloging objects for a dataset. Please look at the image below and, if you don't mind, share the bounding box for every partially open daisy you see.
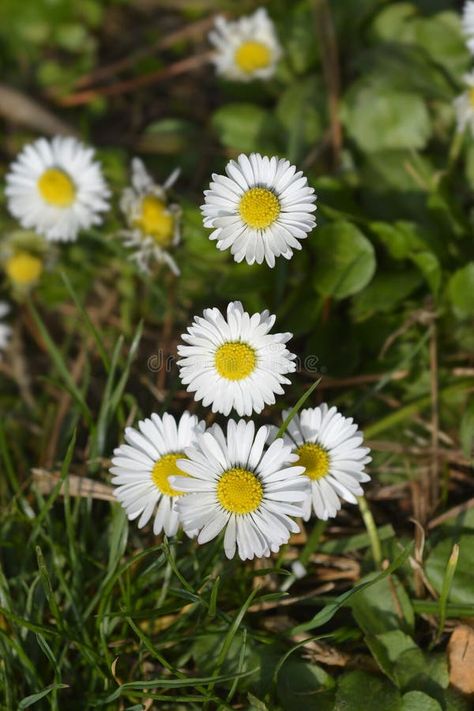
[171,419,309,560]
[0,303,11,356]
[1,230,48,294]
[454,72,474,135]
[110,411,205,536]
[120,158,181,275]
[201,153,317,267]
[277,404,371,521]
[177,301,296,417]
[209,8,282,82]
[5,137,110,242]
[462,1,474,53]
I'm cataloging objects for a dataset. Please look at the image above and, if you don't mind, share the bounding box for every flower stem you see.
[358,495,382,568]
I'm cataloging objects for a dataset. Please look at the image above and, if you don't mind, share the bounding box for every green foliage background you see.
[0,0,473,709]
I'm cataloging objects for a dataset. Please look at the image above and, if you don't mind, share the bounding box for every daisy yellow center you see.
[238,187,280,229]
[217,467,263,514]
[215,341,256,380]
[37,168,76,207]
[469,88,474,108]
[134,194,174,246]
[151,453,188,497]
[296,442,330,481]
[5,252,43,286]
[235,41,271,74]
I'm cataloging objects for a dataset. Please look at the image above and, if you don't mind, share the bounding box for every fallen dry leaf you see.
[448,624,474,695]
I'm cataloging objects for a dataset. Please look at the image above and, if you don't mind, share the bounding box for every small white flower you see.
[201,153,316,267]
[5,137,110,242]
[120,158,181,275]
[0,302,11,355]
[462,1,474,53]
[171,419,309,560]
[209,8,282,81]
[110,411,205,536]
[177,301,296,417]
[276,404,371,521]
[454,71,474,135]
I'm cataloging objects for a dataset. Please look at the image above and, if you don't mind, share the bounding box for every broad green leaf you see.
[312,222,376,299]
[334,671,401,711]
[277,661,335,711]
[212,103,279,153]
[351,576,415,636]
[402,691,442,711]
[448,264,474,319]
[342,84,431,152]
[276,76,324,149]
[426,535,474,605]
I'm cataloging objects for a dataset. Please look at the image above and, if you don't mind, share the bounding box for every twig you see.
[429,320,440,510]
[57,52,212,107]
[0,83,76,136]
[313,0,342,168]
[74,16,217,88]
[428,497,474,529]
[32,469,115,501]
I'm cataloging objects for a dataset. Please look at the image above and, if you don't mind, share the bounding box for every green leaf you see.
[334,670,401,711]
[448,264,474,319]
[460,399,474,458]
[212,103,279,153]
[426,535,474,605]
[277,661,335,711]
[312,222,376,299]
[351,576,415,636]
[402,691,442,711]
[19,684,68,708]
[291,546,411,634]
[276,76,324,156]
[342,84,431,152]
[352,270,422,319]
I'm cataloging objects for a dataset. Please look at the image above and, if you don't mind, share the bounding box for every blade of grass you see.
[28,300,91,425]
[434,542,459,645]
[290,544,412,634]
[276,377,322,439]
[60,270,110,371]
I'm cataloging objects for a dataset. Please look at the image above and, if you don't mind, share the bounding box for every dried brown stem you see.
[57,52,212,107]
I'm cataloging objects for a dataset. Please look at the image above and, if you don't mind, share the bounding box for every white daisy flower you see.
[201,153,317,268]
[171,419,309,560]
[177,301,296,417]
[0,302,11,355]
[209,8,282,82]
[454,71,474,135]
[276,404,371,521]
[5,137,110,242]
[110,411,205,536]
[120,158,181,275]
[462,1,474,53]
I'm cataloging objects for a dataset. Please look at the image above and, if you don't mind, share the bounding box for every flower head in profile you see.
[177,301,296,417]
[5,137,110,242]
[1,230,48,295]
[454,71,474,135]
[201,153,316,267]
[120,158,181,275]
[172,419,309,560]
[275,404,371,521]
[209,8,282,82]
[462,1,474,53]
[110,411,205,536]
[0,302,12,356]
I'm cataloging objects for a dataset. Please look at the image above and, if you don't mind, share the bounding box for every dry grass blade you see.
[32,469,115,502]
[0,84,76,136]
